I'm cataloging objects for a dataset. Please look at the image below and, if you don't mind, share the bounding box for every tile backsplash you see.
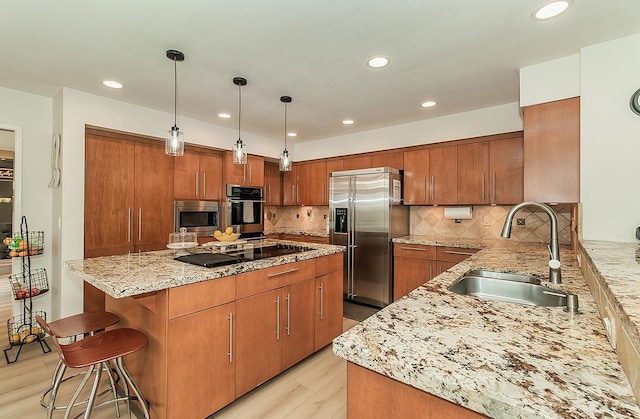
[264,204,574,245]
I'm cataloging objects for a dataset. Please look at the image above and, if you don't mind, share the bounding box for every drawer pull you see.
[443,250,475,256]
[400,246,427,251]
[267,268,300,278]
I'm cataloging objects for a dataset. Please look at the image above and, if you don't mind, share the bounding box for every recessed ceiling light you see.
[342,119,355,125]
[421,101,437,108]
[533,0,572,20]
[366,56,390,68]
[287,132,297,137]
[102,80,123,89]
[218,113,231,119]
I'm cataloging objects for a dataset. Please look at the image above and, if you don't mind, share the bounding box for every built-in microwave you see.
[225,185,264,238]
[174,200,220,237]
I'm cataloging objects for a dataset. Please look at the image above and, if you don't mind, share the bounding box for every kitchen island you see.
[65,240,345,419]
[333,236,640,418]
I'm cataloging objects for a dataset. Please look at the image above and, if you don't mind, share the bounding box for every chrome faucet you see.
[501,201,562,284]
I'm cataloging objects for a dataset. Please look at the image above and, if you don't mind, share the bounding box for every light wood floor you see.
[0,276,359,418]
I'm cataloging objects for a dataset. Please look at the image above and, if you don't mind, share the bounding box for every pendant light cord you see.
[238,83,242,140]
[284,101,288,150]
[173,57,177,127]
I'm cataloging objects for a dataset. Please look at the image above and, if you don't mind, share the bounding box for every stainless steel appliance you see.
[174,200,220,237]
[174,243,312,267]
[330,167,409,307]
[225,185,264,238]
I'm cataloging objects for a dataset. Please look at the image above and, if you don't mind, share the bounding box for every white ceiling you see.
[2,1,639,143]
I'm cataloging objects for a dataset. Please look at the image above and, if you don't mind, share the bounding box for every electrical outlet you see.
[296,214,299,218]
[517,218,525,226]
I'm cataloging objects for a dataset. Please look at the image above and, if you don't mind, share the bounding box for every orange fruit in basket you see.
[2,237,11,246]
[9,333,20,344]
[17,241,27,251]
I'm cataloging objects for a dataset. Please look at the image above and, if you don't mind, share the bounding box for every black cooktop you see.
[175,243,313,268]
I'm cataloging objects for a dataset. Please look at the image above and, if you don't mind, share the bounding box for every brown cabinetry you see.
[282,163,310,205]
[174,150,222,200]
[342,156,372,171]
[523,97,580,203]
[371,152,404,170]
[457,138,523,204]
[403,149,430,205]
[430,146,458,205]
[308,161,329,205]
[264,163,282,205]
[393,243,478,300]
[314,253,343,350]
[85,131,174,258]
[223,152,264,186]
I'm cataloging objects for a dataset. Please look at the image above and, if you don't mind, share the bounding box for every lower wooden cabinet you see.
[281,279,316,370]
[315,270,343,351]
[393,243,479,301]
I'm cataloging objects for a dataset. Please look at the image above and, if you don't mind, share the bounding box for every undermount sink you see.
[448,270,574,308]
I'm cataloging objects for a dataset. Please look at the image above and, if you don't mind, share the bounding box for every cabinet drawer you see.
[236,260,315,299]
[168,275,236,319]
[315,253,343,277]
[393,243,436,259]
[436,246,479,263]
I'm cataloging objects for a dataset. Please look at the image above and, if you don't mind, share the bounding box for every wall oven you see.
[225,185,264,238]
[174,200,220,237]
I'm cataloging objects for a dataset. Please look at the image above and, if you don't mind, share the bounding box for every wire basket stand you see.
[3,216,51,364]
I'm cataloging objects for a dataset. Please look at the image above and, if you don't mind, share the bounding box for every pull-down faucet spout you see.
[501,201,562,284]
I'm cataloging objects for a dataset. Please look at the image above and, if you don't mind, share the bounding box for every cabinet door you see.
[246,156,264,186]
[308,161,327,205]
[264,163,282,206]
[342,156,371,171]
[84,135,135,257]
[235,289,282,397]
[371,152,404,170]
[403,150,430,205]
[281,279,315,370]
[173,150,200,200]
[430,146,457,205]
[394,257,436,301]
[134,142,174,250]
[223,151,246,186]
[167,303,235,418]
[315,270,343,351]
[489,138,523,204]
[199,153,223,200]
[295,162,311,205]
[523,97,579,203]
[457,142,489,204]
[282,165,297,205]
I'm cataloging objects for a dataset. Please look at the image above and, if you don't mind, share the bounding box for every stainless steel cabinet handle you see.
[202,172,206,197]
[228,312,233,363]
[127,208,131,242]
[138,208,142,241]
[268,185,271,203]
[443,250,476,256]
[291,185,295,203]
[267,268,300,278]
[431,176,435,202]
[481,172,485,201]
[439,265,443,275]
[429,265,433,281]
[249,162,252,182]
[275,296,280,340]
[492,172,497,201]
[319,283,324,320]
[296,184,299,203]
[195,172,199,196]
[285,293,291,336]
[400,246,427,251]
[423,177,427,202]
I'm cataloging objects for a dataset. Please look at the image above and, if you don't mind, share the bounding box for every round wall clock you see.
[630,88,640,116]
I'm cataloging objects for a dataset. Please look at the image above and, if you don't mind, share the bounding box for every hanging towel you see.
[242,201,254,223]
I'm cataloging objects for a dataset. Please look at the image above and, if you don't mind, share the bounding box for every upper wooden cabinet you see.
[403,149,430,205]
[457,137,523,204]
[308,161,328,206]
[282,163,310,205]
[264,163,282,206]
[223,152,264,186]
[371,152,404,170]
[523,97,580,203]
[85,130,174,257]
[342,156,371,171]
[174,150,222,200]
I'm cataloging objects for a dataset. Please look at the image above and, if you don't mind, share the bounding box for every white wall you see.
[0,87,53,317]
[293,102,523,161]
[55,88,283,316]
[581,34,640,242]
[519,54,581,106]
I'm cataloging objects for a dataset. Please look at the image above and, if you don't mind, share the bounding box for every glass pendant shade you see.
[165,125,184,156]
[279,149,292,172]
[232,138,247,164]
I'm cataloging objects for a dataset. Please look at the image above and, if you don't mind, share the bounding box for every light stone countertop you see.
[333,235,640,418]
[265,229,329,238]
[65,240,345,298]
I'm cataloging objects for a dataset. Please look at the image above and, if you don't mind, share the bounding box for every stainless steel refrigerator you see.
[330,167,409,307]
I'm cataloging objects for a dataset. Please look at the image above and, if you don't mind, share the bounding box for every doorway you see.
[0,129,14,275]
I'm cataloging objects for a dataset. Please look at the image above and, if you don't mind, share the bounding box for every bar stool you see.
[36,315,150,419]
[40,311,121,418]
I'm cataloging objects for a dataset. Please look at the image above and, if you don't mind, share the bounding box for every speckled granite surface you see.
[65,240,344,298]
[265,229,329,238]
[333,235,640,418]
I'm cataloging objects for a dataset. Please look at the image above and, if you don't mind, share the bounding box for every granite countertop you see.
[65,240,345,299]
[265,229,329,238]
[333,235,640,418]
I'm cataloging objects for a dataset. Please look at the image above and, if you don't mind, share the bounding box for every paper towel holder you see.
[444,206,473,223]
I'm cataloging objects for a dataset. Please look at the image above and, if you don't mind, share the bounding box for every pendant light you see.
[279,96,293,172]
[165,50,185,156]
[232,77,248,164]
